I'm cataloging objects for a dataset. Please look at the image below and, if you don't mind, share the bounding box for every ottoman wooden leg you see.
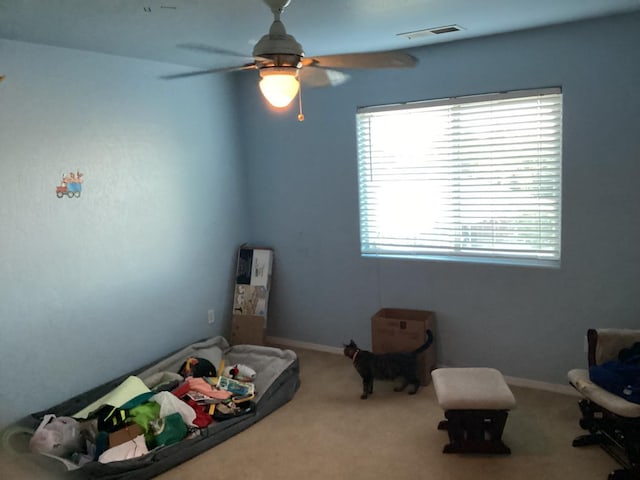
[440,409,511,454]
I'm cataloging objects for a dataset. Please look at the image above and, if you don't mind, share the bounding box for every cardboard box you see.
[231,314,266,346]
[235,247,273,288]
[108,423,144,448]
[233,284,269,317]
[231,246,272,346]
[371,308,437,385]
[233,247,273,318]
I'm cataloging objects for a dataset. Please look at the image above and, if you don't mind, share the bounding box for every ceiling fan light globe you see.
[259,68,300,108]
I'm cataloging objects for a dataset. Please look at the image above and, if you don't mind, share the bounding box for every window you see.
[356,88,562,267]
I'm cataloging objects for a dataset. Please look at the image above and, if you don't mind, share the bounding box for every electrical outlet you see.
[208,309,215,324]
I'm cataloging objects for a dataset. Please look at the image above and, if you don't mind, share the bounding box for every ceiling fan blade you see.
[304,51,418,70]
[160,63,257,80]
[177,43,254,60]
[300,67,350,88]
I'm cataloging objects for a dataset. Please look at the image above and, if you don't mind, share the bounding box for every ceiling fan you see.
[162,0,418,116]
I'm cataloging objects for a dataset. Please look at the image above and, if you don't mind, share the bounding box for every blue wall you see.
[0,40,249,428]
[1,12,639,429]
[238,13,640,383]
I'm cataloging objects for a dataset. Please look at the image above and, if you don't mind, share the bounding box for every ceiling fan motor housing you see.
[253,20,304,69]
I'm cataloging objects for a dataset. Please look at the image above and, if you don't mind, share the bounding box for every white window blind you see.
[356,88,562,267]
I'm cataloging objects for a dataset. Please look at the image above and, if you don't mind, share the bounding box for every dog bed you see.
[2,336,300,479]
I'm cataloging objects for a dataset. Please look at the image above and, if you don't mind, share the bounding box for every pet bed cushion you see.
[4,336,299,480]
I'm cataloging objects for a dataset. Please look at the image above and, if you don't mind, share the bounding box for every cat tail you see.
[414,329,434,354]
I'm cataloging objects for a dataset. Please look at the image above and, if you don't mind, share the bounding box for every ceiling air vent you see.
[397,25,463,40]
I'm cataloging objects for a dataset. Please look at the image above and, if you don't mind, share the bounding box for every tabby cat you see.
[343,330,434,399]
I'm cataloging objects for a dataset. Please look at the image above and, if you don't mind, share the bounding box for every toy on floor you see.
[223,364,256,382]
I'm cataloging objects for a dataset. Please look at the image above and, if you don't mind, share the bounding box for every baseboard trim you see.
[503,375,579,397]
[266,336,344,355]
[267,335,580,397]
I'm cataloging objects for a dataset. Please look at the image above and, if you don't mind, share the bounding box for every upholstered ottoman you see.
[432,367,516,454]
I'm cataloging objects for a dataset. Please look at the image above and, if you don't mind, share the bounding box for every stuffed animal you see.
[222,364,256,382]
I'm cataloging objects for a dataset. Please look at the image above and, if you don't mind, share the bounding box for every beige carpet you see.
[1,347,621,479]
[158,347,618,480]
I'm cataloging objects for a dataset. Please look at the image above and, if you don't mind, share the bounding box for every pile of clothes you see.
[28,355,257,467]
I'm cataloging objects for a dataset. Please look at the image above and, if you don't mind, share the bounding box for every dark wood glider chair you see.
[568,328,640,480]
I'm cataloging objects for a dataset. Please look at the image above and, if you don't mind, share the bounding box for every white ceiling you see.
[2,0,640,70]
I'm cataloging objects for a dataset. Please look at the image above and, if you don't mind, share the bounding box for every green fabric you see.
[73,376,151,419]
[120,392,155,410]
[151,413,187,447]
[127,401,161,436]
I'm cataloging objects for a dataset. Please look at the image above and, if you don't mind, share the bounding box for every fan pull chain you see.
[297,83,304,122]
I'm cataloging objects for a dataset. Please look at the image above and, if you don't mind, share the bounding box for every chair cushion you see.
[432,367,516,411]
[568,368,640,418]
[593,329,640,365]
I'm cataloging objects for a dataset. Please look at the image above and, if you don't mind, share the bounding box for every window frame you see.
[356,87,563,268]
